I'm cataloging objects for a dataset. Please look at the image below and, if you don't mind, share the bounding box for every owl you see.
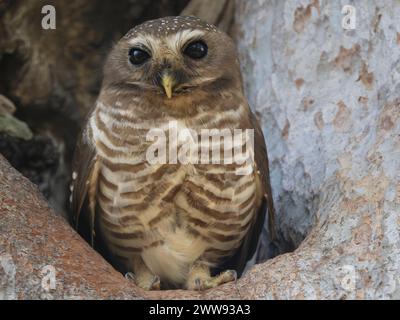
[70,16,275,290]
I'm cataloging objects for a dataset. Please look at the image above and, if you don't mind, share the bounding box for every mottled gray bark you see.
[235,0,400,298]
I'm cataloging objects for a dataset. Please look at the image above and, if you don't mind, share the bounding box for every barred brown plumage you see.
[70,16,275,290]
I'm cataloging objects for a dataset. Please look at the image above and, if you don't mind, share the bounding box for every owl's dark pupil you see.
[129,48,150,65]
[184,41,208,59]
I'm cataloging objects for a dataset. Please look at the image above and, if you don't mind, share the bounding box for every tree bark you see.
[234,0,400,298]
[181,0,234,32]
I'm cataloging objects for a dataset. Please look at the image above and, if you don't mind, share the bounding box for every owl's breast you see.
[89,100,259,284]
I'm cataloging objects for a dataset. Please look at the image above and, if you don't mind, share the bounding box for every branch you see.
[180,0,235,32]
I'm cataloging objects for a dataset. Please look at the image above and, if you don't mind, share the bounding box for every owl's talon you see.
[194,278,204,291]
[125,272,136,281]
[224,270,237,282]
[150,275,161,290]
[125,271,160,290]
[189,269,237,291]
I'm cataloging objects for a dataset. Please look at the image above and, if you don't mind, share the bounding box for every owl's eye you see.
[183,41,208,59]
[129,48,150,65]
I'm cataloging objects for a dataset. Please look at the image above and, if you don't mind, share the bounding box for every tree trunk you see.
[234,0,400,298]
[1,0,400,299]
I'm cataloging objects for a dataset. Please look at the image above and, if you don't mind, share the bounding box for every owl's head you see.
[103,16,242,101]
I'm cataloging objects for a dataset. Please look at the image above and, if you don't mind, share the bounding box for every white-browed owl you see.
[70,16,275,290]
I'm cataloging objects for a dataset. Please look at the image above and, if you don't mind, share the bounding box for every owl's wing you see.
[70,124,100,246]
[224,109,276,275]
[250,110,276,243]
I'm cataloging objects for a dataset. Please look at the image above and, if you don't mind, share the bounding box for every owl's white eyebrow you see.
[127,30,206,54]
[127,35,160,52]
[166,29,206,51]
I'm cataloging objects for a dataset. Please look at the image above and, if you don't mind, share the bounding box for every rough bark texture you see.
[234,0,400,298]
[1,0,400,299]
[0,155,148,299]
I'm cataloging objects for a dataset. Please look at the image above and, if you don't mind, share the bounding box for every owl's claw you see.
[191,269,237,291]
[224,269,238,283]
[125,271,161,290]
[125,272,136,281]
[194,278,203,291]
[150,275,161,290]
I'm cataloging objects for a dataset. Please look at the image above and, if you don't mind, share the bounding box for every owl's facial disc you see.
[104,18,240,102]
[123,31,215,99]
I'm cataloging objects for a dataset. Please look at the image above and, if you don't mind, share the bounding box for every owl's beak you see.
[161,73,175,99]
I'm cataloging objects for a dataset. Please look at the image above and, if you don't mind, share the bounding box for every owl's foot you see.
[126,257,161,290]
[125,271,161,290]
[148,275,161,290]
[186,262,237,290]
[194,270,237,291]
